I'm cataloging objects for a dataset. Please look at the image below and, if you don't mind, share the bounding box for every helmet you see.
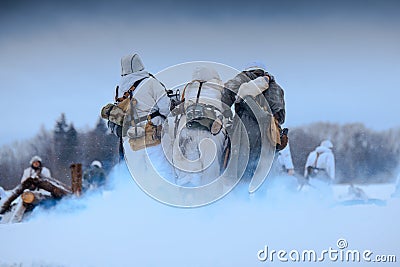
[91,160,102,168]
[30,155,42,165]
[321,140,333,149]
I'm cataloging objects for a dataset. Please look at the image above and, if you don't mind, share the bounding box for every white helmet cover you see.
[30,155,42,165]
[91,160,102,168]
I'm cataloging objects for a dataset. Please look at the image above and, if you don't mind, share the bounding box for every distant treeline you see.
[0,115,399,189]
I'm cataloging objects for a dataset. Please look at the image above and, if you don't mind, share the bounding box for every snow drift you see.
[0,164,399,267]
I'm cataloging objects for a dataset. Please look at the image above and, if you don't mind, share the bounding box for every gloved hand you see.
[237,76,269,99]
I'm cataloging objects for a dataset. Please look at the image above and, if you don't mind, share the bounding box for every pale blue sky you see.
[1,0,399,145]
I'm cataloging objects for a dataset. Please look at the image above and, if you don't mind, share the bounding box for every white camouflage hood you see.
[315,145,332,154]
[118,53,150,97]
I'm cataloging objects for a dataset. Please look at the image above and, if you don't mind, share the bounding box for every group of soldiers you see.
[2,53,338,200]
[101,53,288,187]
[102,52,338,190]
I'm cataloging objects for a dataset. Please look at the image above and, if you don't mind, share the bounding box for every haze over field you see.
[1,0,399,145]
[1,164,399,266]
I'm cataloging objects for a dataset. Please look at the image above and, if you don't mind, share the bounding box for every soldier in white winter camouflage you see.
[83,160,107,191]
[21,156,52,183]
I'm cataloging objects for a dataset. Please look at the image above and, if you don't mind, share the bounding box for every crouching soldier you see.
[21,156,52,183]
[83,160,107,191]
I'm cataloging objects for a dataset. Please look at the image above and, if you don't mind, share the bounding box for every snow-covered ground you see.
[0,164,399,266]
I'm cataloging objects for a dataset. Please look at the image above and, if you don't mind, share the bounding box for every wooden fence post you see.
[70,163,82,196]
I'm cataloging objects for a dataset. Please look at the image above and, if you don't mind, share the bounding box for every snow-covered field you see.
[0,164,399,267]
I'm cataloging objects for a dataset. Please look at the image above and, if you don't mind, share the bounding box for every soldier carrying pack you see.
[101,53,171,159]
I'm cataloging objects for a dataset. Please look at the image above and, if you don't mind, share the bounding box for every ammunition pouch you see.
[129,121,162,151]
[266,117,280,147]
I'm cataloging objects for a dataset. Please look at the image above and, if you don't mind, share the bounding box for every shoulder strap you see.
[149,73,179,99]
[149,73,167,90]
[195,81,205,105]
[313,152,321,167]
[148,73,185,107]
[181,83,189,101]
[115,77,149,103]
[129,77,149,99]
[114,85,120,102]
[180,80,205,102]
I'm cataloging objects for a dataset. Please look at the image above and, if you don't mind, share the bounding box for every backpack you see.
[180,80,223,135]
[101,76,148,136]
[101,102,127,129]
